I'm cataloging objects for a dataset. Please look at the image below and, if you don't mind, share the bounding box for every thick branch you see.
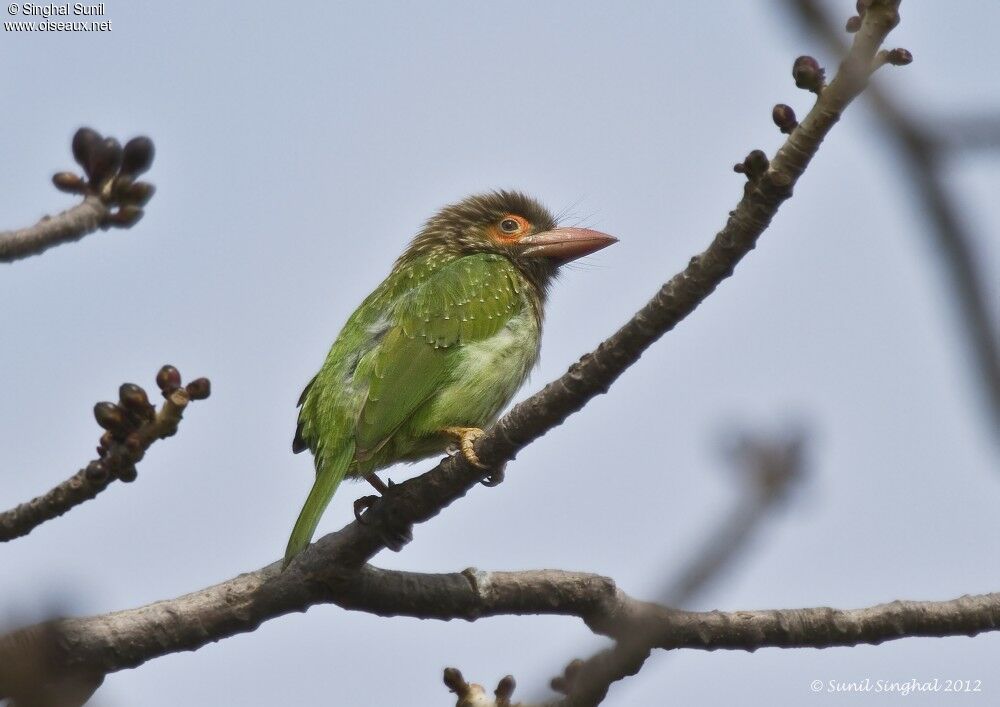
[23,563,1000,680]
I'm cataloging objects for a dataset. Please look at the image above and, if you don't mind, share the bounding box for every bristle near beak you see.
[519,227,618,265]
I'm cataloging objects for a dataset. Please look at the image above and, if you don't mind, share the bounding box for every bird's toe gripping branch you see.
[352,478,413,552]
[443,426,506,487]
[52,126,157,229]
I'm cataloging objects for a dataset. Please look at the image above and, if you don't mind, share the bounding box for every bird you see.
[284,191,617,565]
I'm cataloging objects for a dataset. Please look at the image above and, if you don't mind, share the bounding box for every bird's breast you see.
[424,307,541,429]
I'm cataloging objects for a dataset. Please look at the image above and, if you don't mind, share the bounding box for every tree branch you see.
[787,0,1000,444]
[0,127,156,264]
[1,0,909,695]
[7,561,996,696]
[0,197,111,263]
[0,367,209,542]
[278,0,909,581]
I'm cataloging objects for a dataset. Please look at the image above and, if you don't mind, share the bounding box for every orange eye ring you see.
[491,214,530,243]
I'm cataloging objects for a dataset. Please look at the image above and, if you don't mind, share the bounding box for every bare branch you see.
[0,196,111,263]
[7,560,997,689]
[787,0,1000,443]
[0,127,156,264]
[0,366,210,542]
[1,0,909,693]
[439,573,1000,707]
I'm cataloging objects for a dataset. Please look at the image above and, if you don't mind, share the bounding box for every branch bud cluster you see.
[52,127,158,229]
[90,365,210,483]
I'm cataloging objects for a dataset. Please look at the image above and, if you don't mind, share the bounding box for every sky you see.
[2,1,999,705]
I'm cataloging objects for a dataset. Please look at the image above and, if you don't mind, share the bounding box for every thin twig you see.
[0,197,111,263]
[0,368,209,542]
[0,127,156,264]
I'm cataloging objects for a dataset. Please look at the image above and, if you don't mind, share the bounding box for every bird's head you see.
[399,191,618,291]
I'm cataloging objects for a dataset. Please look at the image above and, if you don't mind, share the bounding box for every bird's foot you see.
[443,427,489,469]
[353,495,380,524]
[443,426,506,487]
[479,464,506,487]
[353,476,412,551]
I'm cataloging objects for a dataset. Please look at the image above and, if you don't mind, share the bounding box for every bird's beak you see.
[519,227,618,264]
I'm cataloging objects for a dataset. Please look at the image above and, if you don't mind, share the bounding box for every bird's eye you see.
[500,218,520,234]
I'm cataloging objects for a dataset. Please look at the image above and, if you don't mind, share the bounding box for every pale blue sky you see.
[2,1,998,705]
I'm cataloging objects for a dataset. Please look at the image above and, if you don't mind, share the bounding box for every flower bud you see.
[185,377,211,400]
[87,137,123,184]
[121,136,155,176]
[52,172,86,194]
[156,365,182,394]
[772,104,798,134]
[72,127,101,173]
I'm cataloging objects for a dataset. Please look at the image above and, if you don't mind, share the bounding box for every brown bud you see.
[117,464,138,482]
[121,136,155,176]
[87,136,123,184]
[119,383,152,415]
[112,174,134,197]
[734,149,769,180]
[443,668,467,694]
[121,181,156,206]
[551,676,569,694]
[94,401,128,433]
[846,15,862,32]
[887,48,913,66]
[185,377,211,400]
[772,104,798,134]
[124,433,144,460]
[792,55,825,94]
[495,675,515,701]
[108,205,143,228]
[564,659,584,680]
[52,172,86,194]
[71,127,101,173]
[156,365,182,394]
[85,460,109,482]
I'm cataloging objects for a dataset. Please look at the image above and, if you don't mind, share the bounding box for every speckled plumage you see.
[284,192,560,563]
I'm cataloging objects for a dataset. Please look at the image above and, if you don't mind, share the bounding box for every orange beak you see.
[519,227,618,265]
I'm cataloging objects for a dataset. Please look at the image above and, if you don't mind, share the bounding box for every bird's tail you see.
[283,442,355,567]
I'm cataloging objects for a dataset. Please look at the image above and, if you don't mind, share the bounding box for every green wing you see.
[285,253,525,566]
[355,253,524,462]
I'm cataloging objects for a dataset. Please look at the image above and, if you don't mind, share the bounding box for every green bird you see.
[285,191,616,565]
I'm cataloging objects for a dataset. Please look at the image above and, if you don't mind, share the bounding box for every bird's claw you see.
[479,463,506,487]
[443,427,489,470]
[353,495,380,524]
[353,487,413,551]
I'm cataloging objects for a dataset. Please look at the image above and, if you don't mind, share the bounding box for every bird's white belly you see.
[428,308,540,428]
